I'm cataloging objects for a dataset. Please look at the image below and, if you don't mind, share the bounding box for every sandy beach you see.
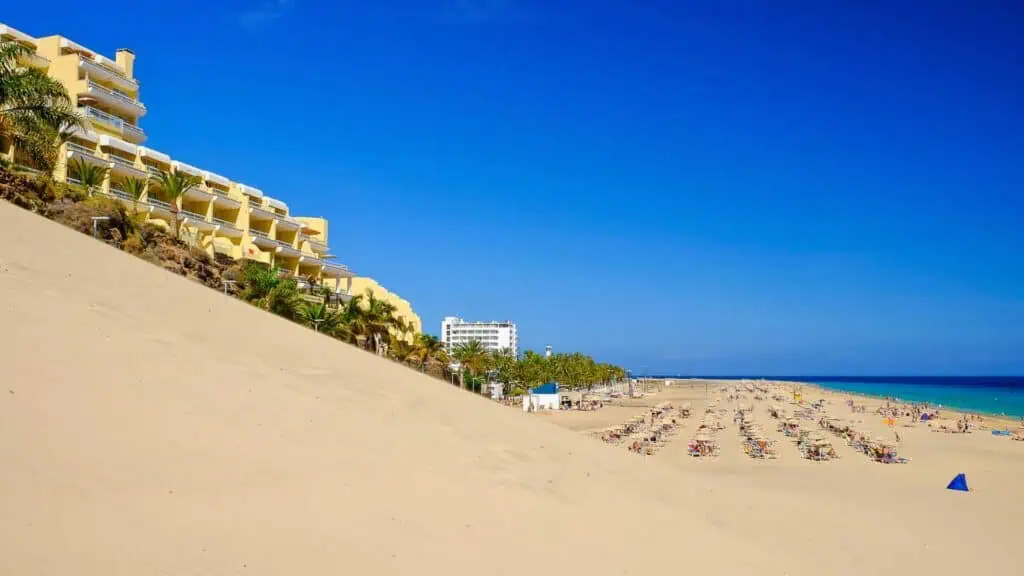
[1,200,1021,575]
[536,378,1024,504]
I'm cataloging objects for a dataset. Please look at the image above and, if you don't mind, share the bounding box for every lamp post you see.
[90,216,110,239]
[221,279,237,296]
[312,319,324,333]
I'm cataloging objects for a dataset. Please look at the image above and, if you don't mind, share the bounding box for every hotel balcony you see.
[300,233,329,254]
[79,106,146,144]
[183,185,213,202]
[203,171,231,189]
[78,56,137,93]
[147,197,174,215]
[248,201,276,221]
[139,147,171,176]
[213,217,243,238]
[65,141,105,166]
[211,188,241,209]
[249,228,276,249]
[172,160,202,178]
[179,208,215,231]
[322,261,354,278]
[79,80,146,118]
[20,51,49,70]
[275,214,301,231]
[105,186,137,205]
[108,155,147,180]
[273,239,301,257]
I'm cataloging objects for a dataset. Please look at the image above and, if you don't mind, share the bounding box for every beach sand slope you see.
[0,201,1016,575]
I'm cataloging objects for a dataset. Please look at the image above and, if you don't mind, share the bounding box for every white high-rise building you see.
[441,317,518,357]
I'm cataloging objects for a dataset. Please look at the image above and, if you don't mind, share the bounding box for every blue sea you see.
[653,376,1024,419]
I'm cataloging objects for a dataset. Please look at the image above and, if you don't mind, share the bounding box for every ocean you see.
[653,376,1024,419]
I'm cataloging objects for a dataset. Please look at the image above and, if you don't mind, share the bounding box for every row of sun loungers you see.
[593,403,691,456]
[737,410,778,459]
[818,416,910,464]
[688,411,724,458]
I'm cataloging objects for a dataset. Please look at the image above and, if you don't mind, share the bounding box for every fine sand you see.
[0,200,1020,575]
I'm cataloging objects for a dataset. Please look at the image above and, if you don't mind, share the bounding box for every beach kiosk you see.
[523,382,561,411]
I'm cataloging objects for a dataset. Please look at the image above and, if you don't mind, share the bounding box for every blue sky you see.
[8,1,1023,375]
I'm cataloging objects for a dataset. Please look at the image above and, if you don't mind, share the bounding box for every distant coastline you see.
[642,375,1024,419]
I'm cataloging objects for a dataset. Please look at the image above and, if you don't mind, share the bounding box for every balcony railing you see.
[300,233,327,246]
[145,165,163,178]
[249,229,270,239]
[66,177,83,186]
[123,123,145,142]
[208,187,231,197]
[213,217,238,229]
[248,199,263,208]
[277,215,301,226]
[67,142,98,157]
[109,155,141,173]
[80,106,145,142]
[185,185,211,197]
[273,239,297,250]
[180,209,208,221]
[87,80,145,111]
[107,188,134,202]
[148,197,172,210]
[81,58,137,87]
[81,105,123,127]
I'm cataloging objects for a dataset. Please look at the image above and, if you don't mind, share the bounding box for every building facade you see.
[0,23,360,297]
[441,317,518,356]
[349,277,422,343]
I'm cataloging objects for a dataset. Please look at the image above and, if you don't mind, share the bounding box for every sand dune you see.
[0,200,1016,575]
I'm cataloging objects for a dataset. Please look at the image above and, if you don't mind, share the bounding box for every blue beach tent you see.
[946,473,969,492]
[530,382,560,395]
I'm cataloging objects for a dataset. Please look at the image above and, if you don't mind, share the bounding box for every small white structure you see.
[523,382,560,411]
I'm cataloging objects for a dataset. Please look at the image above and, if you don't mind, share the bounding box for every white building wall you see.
[441,316,518,356]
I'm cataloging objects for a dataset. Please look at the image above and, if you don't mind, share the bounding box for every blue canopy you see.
[530,382,560,395]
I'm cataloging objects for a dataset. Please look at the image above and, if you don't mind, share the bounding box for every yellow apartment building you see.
[1,22,421,332]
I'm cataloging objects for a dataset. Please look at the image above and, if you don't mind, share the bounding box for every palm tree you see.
[414,334,446,372]
[361,289,400,355]
[265,277,300,320]
[453,339,489,390]
[152,169,202,240]
[333,294,366,345]
[1,41,83,173]
[390,339,416,365]
[238,262,298,319]
[116,174,147,213]
[67,157,108,197]
[298,302,342,333]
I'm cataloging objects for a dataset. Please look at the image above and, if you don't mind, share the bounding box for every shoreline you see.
[646,378,1023,429]
[798,381,1024,424]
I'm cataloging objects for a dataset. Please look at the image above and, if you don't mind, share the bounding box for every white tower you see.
[545,345,552,358]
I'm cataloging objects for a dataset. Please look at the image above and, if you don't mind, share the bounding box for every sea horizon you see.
[639,375,1024,419]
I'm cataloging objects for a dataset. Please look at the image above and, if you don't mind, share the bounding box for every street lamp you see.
[221,279,237,295]
[90,216,110,239]
[312,319,324,333]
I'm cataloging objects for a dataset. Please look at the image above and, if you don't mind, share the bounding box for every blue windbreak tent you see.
[530,382,560,395]
[946,473,969,492]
